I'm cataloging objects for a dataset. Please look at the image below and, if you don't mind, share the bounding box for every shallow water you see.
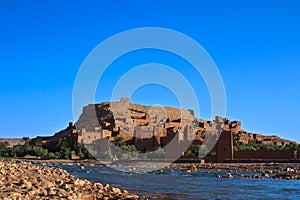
[54,164,300,199]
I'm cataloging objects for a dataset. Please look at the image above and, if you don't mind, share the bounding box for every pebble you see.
[0,159,139,199]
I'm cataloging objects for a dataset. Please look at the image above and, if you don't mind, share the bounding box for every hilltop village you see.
[74,98,292,149]
[1,98,299,162]
[30,98,300,162]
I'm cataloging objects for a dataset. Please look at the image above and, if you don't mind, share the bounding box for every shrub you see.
[184,149,194,156]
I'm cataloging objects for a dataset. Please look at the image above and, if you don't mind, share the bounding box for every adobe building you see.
[30,98,298,163]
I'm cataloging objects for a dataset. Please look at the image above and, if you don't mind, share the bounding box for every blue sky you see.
[0,0,299,142]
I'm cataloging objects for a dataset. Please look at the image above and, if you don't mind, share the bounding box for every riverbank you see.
[12,158,300,179]
[110,160,300,180]
[0,159,139,199]
[2,158,299,199]
[167,162,300,179]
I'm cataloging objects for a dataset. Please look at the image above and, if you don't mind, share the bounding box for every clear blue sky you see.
[0,0,299,142]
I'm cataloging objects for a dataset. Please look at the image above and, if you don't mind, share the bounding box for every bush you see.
[48,152,60,159]
[235,140,259,151]
[284,142,299,150]
[184,149,194,156]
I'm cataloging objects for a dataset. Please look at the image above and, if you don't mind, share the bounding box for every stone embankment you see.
[0,159,139,199]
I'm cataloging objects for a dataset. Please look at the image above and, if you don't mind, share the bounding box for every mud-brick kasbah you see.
[22,98,300,162]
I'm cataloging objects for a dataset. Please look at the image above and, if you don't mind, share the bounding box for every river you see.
[49,163,300,199]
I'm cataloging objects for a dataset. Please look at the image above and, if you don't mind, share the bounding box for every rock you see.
[0,160,139,200]
[40,189,48,196]
[112,187,121,194]
[8,174,18,181]
[28,190,36,197]
[42,180,55,188]
[252,174,261,179]
[190,164,197,172]
[286,168,295,173]
[62,183,70,190]
[57,189,67,197]
[227,173,233,178]
[262,173,270,178]
[20,179,32,190]
[55,179,64,186]
[74,179,86,187]
[48,189,56,196]
[10,192,22,197]
[71,193,78,199]
[94,182,103,188]
[125,194,140,199]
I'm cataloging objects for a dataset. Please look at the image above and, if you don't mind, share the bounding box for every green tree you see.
[34,146,48,159]
[184,149,194,156]
[113,136,124,147]
[12,145,26,157]
[0,142,10,157]
[284,142,299,150]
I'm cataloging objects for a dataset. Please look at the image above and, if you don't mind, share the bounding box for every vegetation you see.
[1,134,298,160]
[234,139,300,151]
[184,145,216,157]
[0,137,94,160]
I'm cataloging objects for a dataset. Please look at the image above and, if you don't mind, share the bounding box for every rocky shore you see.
[168,162,300,180]
[30,159,300,180]
[0,159,139,199]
